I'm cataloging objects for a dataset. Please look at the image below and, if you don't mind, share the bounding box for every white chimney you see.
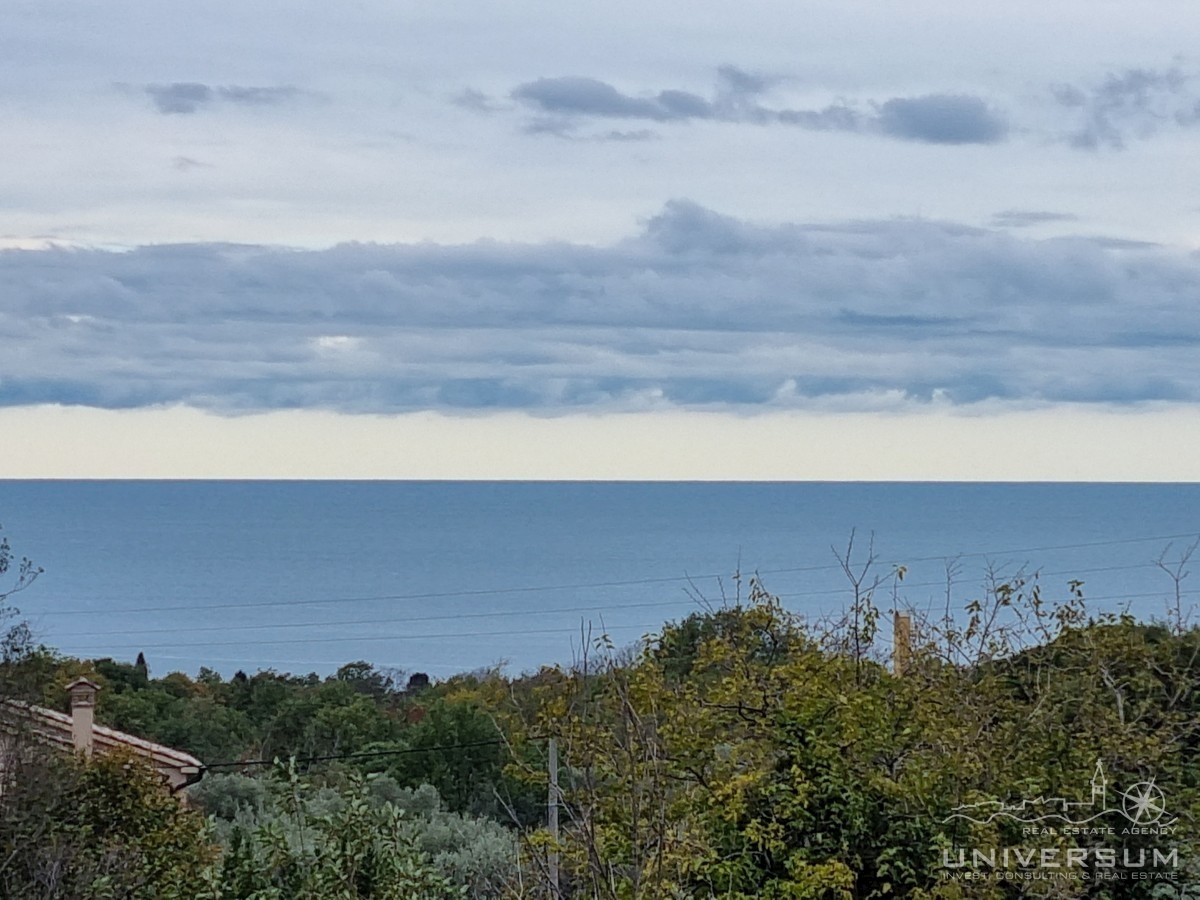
[66,677,100,756]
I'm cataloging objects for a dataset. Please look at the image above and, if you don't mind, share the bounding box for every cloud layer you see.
[5,2,1200,261]
[510,68,1009,144]
[3,202,1199,414]
[491,62,1200,150]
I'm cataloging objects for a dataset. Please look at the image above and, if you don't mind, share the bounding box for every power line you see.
[41,559,1182,642]
[50,597,708,641]
[844,532,1200,567]
[31,572,726,618]
[758,532,1200,580]
[148,653,473,672]
[24,531,1199,619]
[769,561,1166,602]
[59,622,660,652]
[54,583,1200,656]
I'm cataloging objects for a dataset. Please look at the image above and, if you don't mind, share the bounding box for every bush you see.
[0,746,218,899]
[197,768,518,899]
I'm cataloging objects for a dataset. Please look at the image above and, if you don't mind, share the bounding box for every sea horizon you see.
[2,480,1198,679]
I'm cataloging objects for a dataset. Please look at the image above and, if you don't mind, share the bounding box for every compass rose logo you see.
[1121,782,1167,825]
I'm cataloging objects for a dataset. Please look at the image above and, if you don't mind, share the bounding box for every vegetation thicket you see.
[2,523,1199,897]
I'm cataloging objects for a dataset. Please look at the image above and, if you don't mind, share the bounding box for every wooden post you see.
[548,737,559,896]
[893,611,912,676]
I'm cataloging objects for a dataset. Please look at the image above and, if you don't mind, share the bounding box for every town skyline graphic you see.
[945,760,1175,827]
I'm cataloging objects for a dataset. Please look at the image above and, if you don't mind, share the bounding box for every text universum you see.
[942,848,1179,869]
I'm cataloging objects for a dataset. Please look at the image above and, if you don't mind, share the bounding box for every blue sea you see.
[0,481,1197,680]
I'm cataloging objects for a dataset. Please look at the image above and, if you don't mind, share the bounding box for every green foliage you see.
[190,772,271,821]
[0,748,219,899]
[195,772,518,898]
[511,576,1200,899]
[206,765,517,899]
[335,660,404,701]
[0,523,40,696]
[376,698,508,814]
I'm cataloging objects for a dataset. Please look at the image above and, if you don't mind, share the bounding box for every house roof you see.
[4,701,202,772]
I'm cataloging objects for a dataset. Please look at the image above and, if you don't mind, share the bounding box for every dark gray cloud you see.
[2,201,1198,413]
[876,94,1008,144]
[512,77,712,121]
[508,69,1006,145]
[505,62,1200,150]
[1052,66,1197,149]
[143,82,304,115]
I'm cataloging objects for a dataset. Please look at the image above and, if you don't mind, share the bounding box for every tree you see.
[212,765,467,899]
[512,569,1200,898]
[0,522,42,698]
[379,698,510,816]
[406,672,431,694]
[0,749,219,898]
[193,773,519,899]
[0,522,41,609]
[335,661,401,702]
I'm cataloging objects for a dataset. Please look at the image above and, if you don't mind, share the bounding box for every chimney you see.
[893,612,912,676]
[66,677,100,756]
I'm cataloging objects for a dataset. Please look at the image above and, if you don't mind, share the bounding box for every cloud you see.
[875,94,1008,144]
[145,82,213,114]
[217,85,301,106]
[990,210,1079,228]
[172,156,212,172]
[775,104,863,131]
[507,68,1006,145]
[451,88,505,113]
[512,77,712,121]
[1051,66,1197,149]
[597,129,657,143]
[505,61,1200,150]
[715,64,773,98]
[2,202,1198,414]
[519,113,658,142]
[142,82,305,115]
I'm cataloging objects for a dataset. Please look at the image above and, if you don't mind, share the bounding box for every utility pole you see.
[548,737,560,896]
[893,611,912,676]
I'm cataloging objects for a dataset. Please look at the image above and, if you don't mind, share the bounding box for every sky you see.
[3,0,1200,479]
